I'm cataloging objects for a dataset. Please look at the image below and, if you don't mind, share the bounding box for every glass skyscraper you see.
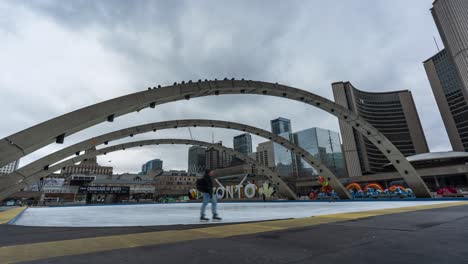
[141,159,163,174]
[294,128,345,178]
[271,117,292,135]
[233,133,252,155]
[270,117,296,178]
[188,146,206,174]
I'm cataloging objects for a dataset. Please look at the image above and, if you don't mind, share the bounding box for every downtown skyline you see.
[0,0,451,173]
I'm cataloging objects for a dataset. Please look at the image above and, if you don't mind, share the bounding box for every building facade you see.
[424,50,468,152]
[344,151,468,193]
[88,173,155,203]
[332,82,429,176]
[255,141,275,169]
[0,160,19,175]
[423,0,468,152]
[233,133,253,155]
[432,0,468,96]
[205,142,232,170]
[154,170,197,197]
[293,127,346,178]
[142,159,163,175]
[62,148,113,176]
[188,146,206,174]
[270,117,297,178]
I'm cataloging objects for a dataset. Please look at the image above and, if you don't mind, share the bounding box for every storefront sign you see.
[78,186,130,194]
[131,186,156,193]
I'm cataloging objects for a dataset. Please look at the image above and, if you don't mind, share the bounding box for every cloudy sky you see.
[0,0,450,173]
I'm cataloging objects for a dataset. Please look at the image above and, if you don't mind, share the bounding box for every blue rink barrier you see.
[46,197,468,208]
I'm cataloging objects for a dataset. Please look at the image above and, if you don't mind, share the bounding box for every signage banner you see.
[43,178,64,188]
[26,178,65,192]
[78,186,130,194]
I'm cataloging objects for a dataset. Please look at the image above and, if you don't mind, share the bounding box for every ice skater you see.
[197,169,222,221]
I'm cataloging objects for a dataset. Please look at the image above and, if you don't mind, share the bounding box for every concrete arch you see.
[0,119,350,199]
[0,139,297,200]
[0,80,431,197]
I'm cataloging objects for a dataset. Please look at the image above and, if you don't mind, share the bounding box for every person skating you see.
[197,170,222,221]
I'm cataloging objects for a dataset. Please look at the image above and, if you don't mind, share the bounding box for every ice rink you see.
[11,201,458,227]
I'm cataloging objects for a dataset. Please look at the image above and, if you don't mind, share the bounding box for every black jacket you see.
[198,174,213,194]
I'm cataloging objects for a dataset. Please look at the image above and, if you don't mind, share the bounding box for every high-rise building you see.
[142,159,163,174]
[423,0,468,152]
[205,142,232,170]
[271,117,292,135]
[432,0,468,94]
[332,82,429,176]
[293,127,346,178]
[270,117,297,178]
[255,141,275,169]
[0,160,19,175]
[233,133,253,155]
[188,146,206,174]
[424,50,468,152]
[62,148,113,176]
[205,148,219,170]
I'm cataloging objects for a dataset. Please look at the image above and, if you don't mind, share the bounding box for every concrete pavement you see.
[0,202,467,263]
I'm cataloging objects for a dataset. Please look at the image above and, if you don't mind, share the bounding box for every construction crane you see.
[188,126,215,142]
[188,127,194,140]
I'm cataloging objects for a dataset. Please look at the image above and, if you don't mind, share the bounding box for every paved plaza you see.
[0,201,467,263]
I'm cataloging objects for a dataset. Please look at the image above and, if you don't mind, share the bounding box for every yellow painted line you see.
[0,207,26,224]
[0,201,467,263]
[194,222,284,237]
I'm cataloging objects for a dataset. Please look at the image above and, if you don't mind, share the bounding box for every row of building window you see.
[66,167,112,175]
[256,151,270,167]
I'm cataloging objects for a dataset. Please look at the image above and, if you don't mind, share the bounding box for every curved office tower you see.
[333,82,429,177]
[424,0,468,152]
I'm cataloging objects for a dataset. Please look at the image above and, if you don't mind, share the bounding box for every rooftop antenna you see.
[433,36,441,52]
[212,130,214,143]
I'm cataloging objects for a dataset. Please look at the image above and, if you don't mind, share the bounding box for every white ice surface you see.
[12,201,457,227]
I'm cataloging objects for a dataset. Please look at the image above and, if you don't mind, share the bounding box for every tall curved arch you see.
[0,80,432,197]
[0,139,297,200]
[0,119,351,199]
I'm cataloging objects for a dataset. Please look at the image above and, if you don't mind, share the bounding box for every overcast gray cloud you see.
[0,0,450,173]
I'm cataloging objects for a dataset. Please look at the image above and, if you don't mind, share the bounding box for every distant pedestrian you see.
[196,170,221,221]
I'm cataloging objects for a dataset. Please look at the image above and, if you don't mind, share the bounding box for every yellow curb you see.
[0,207,26,224]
